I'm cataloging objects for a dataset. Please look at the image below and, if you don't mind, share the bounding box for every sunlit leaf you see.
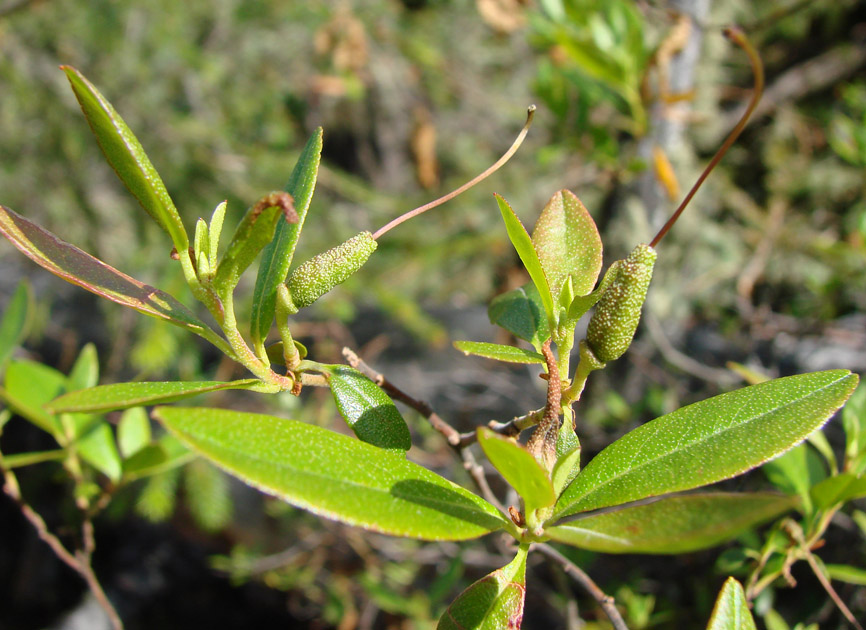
[154,406,506,540]
[547,493,796,553]
[488,283,550,348]
[477,428,555,516]
[555,371,858,519]
[251,128,324,348]
[0,205,218,342]
[438,545,527,630]
[47,379,261,414]
[0,359,66,435]
[76,420,122,482]
[323,365,411,451]
[705,578,756,630]
[67,343,99,392]
[61,66,188,253]
[118,407,152,458]
[531,190,602,299]
[453,340,545,364]
[810,473,866,509]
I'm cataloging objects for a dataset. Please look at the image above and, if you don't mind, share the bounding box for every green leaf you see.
[554,371,859,519]
[207,201,227,269]
[46,379,260,414]
[488,283,550,348]
[453,341,545,364]
[1,449,66,468]
[810,473,866,509]
[154,406,506,540]
[117,407,151,458]
[323,365,411,451]
[551,443,581,498]
[251,128,324,348]
[184,458,232,532]
[825,563,866,586]
[68,343,99,392]
[0,205,219,342]
[0,359,66,435]
[0,282,31,371]
[495,194,555,324]
[438,545,527,630]
[547,493,796,554]
[122,433,194,480]
[61,66,188,253]
[705,578,756,630]
[76,420,122,482]
[477,428,555,516]
[531,190,602,300]
[762,443,826,513]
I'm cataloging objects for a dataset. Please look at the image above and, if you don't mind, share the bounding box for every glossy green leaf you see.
[453,341,545,364]
[76,420,122,482]
[46,379,260,414]
[488,283,550,348]
[118,407,151,458]
[531,190,602,299]
[0,359,66,435]
[251,128,324,348]
[213,203,285,296]
[0,282,31,371]
[555,371,859,519]
[705,578,756,630]
[0,205,218,342]
[67,343,99,392]
[810,473,866,509]
[61,66,188,253]
[438,545,527,630]
[495,194,554,324]
[324,365,411,451]
[477,428,555,516]
[547,493,796,554]
[154,406,506,540]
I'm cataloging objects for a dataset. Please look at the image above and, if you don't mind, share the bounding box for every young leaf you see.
[477,428,556,516]
[250,128,324,348]
[154,406,506,540]
[0,205,219,343]
[0,282,31,371]
[67,343,99,392]
[1,359,66,435]
[61,66,188,254]
[46,379,261,414]
[207,200,227,269]
[487,283,550,349]
[495,194,555,325]
[554,370,858,519]
[118,407,152,458]
[531,190,602,299]
[122,433,194,481]
[547,492,796,554]
[323,365,411,451]
[810,473,866,510]
[705,578,756,630]
[437,544,527,630]
[453,341,545,365]
[76,420,122,482]
[551,443,581,498]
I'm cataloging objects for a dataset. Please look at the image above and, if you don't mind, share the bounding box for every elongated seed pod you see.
[585,244,657,364]
[287,231,378,309]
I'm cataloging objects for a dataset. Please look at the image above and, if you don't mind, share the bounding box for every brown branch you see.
[535,543,630,630]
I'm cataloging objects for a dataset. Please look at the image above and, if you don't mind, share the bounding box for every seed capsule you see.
[287,231,378,309]
[585,243,657,364]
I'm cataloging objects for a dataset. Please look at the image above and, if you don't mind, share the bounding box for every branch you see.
[534,543,630,630]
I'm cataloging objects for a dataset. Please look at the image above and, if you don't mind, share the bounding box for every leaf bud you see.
[286,231,377,309]
[585,244,657,364]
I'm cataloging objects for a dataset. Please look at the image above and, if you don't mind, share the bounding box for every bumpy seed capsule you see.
[287,231,378,309]
[585,244,657,364]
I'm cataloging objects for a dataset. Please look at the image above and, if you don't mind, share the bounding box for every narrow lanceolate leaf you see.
[46,379,261,414]
[61,66,188,253]
[154,407,506,540]
[0,282,31,370]
[0,205,217,341]
[454,341,545,365]
[531,190,602,299]
[495,194,554,325]
[251,128,324,348]
[438,545,528,630]
[705,578,756,630]
[477,428,555,516]
[547,493,796,554]
[554,370,859,519]
[324,365,411,451]
[488,283,550,348]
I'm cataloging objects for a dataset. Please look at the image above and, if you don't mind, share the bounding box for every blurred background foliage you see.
[1,0,866,628]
